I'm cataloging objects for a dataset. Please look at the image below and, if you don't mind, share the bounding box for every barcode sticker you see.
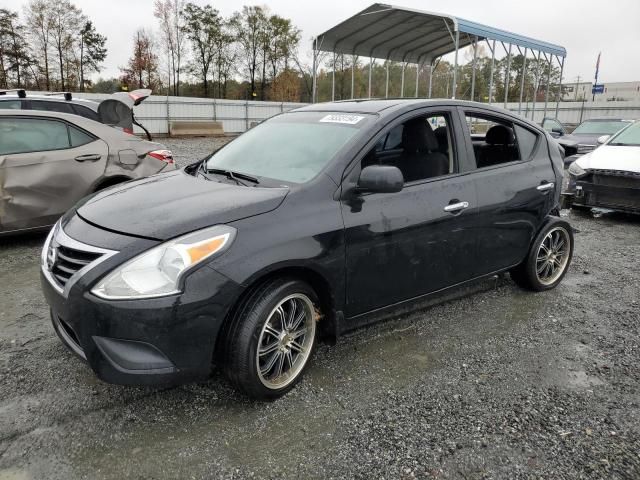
[319,114,364,125]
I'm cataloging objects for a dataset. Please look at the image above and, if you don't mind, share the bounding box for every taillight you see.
[147,149,174,164]
[123,127,134,135]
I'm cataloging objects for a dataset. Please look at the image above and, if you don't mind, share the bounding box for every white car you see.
[567,121,640,214]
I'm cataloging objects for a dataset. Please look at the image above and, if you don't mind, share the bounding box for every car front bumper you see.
[568,171,640,214]
[41,218,244,386]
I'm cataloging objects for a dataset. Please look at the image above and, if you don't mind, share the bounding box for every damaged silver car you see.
[0,110,174,236]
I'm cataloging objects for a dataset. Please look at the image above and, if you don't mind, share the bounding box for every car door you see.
[459,108,555,276]
[0,116,108,232]
[340,108,479,318]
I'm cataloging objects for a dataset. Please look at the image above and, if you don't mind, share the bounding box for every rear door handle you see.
[74,154,102,162]
[536,182,555,193]
[443,201,469,213]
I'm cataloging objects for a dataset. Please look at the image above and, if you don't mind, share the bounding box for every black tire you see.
[222,278,319,400]
[510,219,574,291]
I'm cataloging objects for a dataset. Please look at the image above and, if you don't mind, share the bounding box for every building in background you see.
[562,81,640,102]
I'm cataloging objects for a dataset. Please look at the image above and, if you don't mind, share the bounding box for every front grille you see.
[578,170,640,211]
[49,244,103,288]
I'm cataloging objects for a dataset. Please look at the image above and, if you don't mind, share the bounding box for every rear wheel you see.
[223,278,318,399]
[511,219,573,291]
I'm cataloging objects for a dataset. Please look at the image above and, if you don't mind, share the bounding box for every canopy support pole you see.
[400,62,406,97]
[532,50,541,121]
[311,38,318,103]
[543,53,552,119]
[385,61,390,98]
[368,57,373,98]
[351,55,355,99]
[470,36,478,101]
[331,51,336,101]
[503,42,512,108]
[488,39,496,105]
[518,47,528,114]
[428,61,434,98]
[555,56,565,118]
[415,63,419,97]
[451,28,460,99]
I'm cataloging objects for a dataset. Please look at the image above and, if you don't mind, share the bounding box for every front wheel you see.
[222,278,318,400]
[511,219,574,291]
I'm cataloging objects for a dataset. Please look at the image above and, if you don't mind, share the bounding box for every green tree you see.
[78,21,106,91]
[182,3,221,97]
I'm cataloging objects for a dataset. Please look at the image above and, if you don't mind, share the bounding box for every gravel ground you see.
[0,138,639,479]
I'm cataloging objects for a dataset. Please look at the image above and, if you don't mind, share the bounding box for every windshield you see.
[205,111,370,183]
[608,122,640,146]
[572,120,629,135]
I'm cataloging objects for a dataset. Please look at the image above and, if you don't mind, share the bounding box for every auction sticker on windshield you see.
[319,114,364,125]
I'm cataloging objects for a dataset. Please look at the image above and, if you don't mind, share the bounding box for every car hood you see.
[560,133,601,145]
[76,170,289,240]
[576,145,640,174]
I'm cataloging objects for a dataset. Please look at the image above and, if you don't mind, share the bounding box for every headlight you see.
[568,161,587,178]
[92,225,236,300]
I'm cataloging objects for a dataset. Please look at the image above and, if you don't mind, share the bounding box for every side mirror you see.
[552,127,564,136]
[597,135,610,145]
[357,165,404,194]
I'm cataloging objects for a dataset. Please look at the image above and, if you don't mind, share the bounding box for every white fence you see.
[24,92,640,135]
[54,92,306,135]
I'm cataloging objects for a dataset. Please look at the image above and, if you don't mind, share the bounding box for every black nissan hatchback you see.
[41,99,573,399]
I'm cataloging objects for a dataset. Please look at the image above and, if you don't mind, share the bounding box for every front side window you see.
[0,118,70,155]
[361,112,455,184]
[608,122,640,146]
[573,120,630,135]
[205,112,371,183]
[542,118,562,132]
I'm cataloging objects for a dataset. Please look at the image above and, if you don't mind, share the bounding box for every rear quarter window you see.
[72,104,99,122]
[69,125,96,147]
[514,125,539,160]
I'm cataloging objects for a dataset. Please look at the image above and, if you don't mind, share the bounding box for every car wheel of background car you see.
[222,278,318,400]
[510,219,574,291]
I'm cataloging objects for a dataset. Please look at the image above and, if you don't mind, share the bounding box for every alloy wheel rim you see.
[536,227,571,286]
[256,293,316,390]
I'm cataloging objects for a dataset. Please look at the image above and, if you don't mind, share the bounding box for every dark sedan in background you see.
[543,117,632,166]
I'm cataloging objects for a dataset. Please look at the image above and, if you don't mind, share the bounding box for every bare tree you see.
[154,0,186,96]
[24,0,53,89]
[48,0,81,90]
[120,29,159,90]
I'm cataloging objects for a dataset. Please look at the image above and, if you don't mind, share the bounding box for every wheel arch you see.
[216,265,340,358]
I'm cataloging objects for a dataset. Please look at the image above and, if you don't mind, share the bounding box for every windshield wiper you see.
[202,166,260,186]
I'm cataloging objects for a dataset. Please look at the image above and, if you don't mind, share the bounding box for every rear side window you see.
[69,125,96,147]
[0,118,71,154]
[464,113,533,168]
[0,100,22,110]
[72,104,99,122]
[30,100,74,114]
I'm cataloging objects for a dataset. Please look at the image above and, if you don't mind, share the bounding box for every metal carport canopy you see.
[314,3,566,64]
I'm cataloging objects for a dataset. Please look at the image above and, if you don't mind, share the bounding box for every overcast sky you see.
[8,0,640,85]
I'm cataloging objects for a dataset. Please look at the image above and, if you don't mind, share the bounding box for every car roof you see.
[293,98,544,130]
[0,94,99,109]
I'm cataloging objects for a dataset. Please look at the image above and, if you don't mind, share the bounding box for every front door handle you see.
[536,182,555,193]
[443,201,469,213]
[74,154,102,162]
